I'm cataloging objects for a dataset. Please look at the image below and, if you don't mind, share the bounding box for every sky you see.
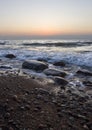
[0,0,92,40]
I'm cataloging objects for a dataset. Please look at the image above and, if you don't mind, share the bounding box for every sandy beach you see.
[0,72,92,130]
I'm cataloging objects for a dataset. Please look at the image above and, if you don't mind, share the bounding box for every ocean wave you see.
[0,40,92,68]
[22,42,92,47]
[16,50,92,67]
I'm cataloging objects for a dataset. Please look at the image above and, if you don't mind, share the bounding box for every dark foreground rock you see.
[0,75,92,130]
[22,60,48,71]
[43,68,67,77]
[5,54,16,59]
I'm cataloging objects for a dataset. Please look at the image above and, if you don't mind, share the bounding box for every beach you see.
[0,40,92,130]
[0,68,92,130]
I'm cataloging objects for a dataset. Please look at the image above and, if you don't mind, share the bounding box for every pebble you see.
[25,105,30,110]
[12,95,18,101]
[9,127,14,130]
[37,124,47,130]
[4,112,10,119]
[83,125,89,130]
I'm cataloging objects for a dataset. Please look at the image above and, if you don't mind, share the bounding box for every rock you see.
[0,127,9,130]
[0,41,6,45]
[25,104,30,110]
[76,69,92,76]
[86,122,92,130]
[43,69,67,77]
[5,54,16,59]
[37,58,47,62]
[0,66,12,69]
[12,95,18,101]
[36,94,43,99]
[86,90,92,95]
[9,127,14,130]
[53,61,66,67]
[54,76,68,86]
[4,112,10,119]
[83,125,89,130]
[22,60,48,71]
[83,80,92,86]
[37,124,47,130]
[20,106,25,110]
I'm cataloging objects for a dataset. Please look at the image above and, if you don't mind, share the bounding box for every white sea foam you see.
[0,40,92,67]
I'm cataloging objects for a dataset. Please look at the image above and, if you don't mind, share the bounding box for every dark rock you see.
[37,124,47,130]
[35,106,41,110]
[43,69,67,77]
[86,122,92,130]
[34,106,41,112]
[0,66,12,69]
[12,95,18,101]
[22,60,48,71]
[83,125,89,130]
[0,41,6,45]
[0,126,9,130]
[25,104,30,110]
[37,58,47,62]
[53,61,66,67]
[20,106,25,110]
[4,112,10,119]
[5,54,16,59]
[83,80,92,86]
[76,69,92,76]
[35,88,49,95]
[57,112,62,117]
[9,127,14,130]
[36,94,43,99]
[54,76,68,86]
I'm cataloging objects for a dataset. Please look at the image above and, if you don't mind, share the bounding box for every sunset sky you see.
[0,0,92,39]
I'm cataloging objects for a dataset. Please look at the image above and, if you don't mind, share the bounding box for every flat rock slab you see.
[22,60,48,71]
[43,68,67,77]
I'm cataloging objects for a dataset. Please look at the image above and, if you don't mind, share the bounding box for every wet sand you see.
[0,74,92,130]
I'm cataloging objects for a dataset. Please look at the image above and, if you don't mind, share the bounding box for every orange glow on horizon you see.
[0,26,92,36]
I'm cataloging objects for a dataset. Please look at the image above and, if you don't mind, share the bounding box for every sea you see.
[0,39,92,67]
[0,39,92,89]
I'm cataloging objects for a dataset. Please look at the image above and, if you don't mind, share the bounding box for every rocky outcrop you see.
[43,68,67,77]
[22,60,48,71]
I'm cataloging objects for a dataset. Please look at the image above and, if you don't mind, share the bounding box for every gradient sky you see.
[0,0,92,39]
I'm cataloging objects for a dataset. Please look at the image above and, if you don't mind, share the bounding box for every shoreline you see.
[0,72,92,130]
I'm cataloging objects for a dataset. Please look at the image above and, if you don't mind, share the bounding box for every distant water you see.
[0,40,92,68]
